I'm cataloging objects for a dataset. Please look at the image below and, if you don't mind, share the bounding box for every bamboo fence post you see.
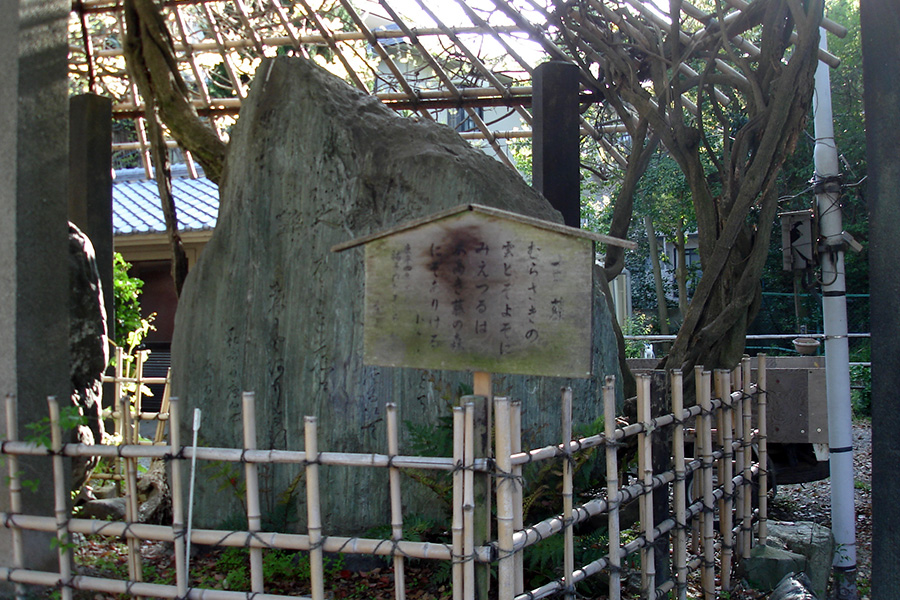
[386,403,407,600]
[153,369,171,444]
[47,397,73,600]
[603,376,621,600]
[742,357,754,559]
[732,364,745,559]
[114,346,125,494]
[472,374,492,600]
[461,391,490,600]
[561,387,575,600]
[305,416,325,600]
[121,377,143,589]
[699,370,716,600]
[494,397,514,600]
[451,406,465,600]
[757,354,769,546]
[637,375,655,598]
[510,400,524,594]
[168,397,187,596]
[716,370,734,590]
[463,402,476,600]
[242,392,264,593]
[692,366,703,557]
[4,395,25,600]
[134,350,147,428]
[670,371,687,600]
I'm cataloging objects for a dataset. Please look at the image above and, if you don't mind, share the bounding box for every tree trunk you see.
[675,218,688,317]
[644,214,670,336]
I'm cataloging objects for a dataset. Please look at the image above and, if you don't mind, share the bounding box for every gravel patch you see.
[768,419,872,598]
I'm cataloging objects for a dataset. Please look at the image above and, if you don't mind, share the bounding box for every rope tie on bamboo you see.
[169,445,188,461]
[122,578,138,598]
[244,530,273,549]
[119,521,141,542]
[492,467,524,489]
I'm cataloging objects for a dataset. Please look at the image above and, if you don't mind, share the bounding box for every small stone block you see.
[746,543,808,592]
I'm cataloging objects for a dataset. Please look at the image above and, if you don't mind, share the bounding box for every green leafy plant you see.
[112,252,147,348]
[623,313,655,359]
[850,363,871,417]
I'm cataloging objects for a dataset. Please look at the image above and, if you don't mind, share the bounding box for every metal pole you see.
[812,28,857,600]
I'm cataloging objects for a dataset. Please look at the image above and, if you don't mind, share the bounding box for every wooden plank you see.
[332,204,637,251]
[362,209,594,378]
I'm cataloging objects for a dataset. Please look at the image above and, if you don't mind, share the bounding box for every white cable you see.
[185,408,202,577]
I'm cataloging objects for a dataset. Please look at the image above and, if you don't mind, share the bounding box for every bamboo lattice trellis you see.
[68,0,846,175]
[1,355,769,599]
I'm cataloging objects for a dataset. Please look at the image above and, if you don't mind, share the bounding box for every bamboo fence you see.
[0,356,769,599]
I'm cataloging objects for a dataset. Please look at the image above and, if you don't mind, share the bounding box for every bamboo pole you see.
[0,566,313,600]
[699,370,716,600]
[168,397,187,595]
[603,376,621,600]
[4,395,25,600]
[114,346,125,496]
[153,369,171,444]
[509,399,524,594]
[561,388,575,600]
[134,350,147,426]
[452,406,465,600]
[464,387,491,599]
[1,510,467,559]
[47,397,73,600]
[732,364,745,559]
[304,416,325,600]
[121,371,143,590]
[716,370,734,590]
[495,397,515,600]
[742,357,754,558]
[757,355,769,546]
[386,403,407,600]
[637,375,655,597]
[463,402,476,600]
[670,371,687,600]
[242,392,264,593]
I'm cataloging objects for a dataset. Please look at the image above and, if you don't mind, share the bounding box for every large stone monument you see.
[172,57,622,533]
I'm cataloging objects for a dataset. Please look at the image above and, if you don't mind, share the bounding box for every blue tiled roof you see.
[113,167,219,235]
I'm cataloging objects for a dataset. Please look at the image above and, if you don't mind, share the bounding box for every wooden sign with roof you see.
[333,204,635,378]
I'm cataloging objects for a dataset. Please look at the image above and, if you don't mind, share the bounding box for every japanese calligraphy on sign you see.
[353,206,595,378]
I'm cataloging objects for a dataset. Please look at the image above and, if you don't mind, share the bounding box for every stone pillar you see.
[532,61,581,228]
[69,94,114,341]
[0,0,72,575]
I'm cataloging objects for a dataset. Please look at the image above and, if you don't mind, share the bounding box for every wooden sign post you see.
[334,204,635,598]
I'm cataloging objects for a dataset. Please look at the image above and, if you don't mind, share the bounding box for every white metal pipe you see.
[813,27,858,590]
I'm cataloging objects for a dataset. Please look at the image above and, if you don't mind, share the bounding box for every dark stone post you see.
[0,0,72,575]
[861,0,900,596]
[69,94,115,341]
[532,61,581,228]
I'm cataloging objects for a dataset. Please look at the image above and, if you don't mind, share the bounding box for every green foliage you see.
[112,252,148,348]
[24,406,88,449]
[197,547,343,592]
[850,364,871,417]
[622,313,654,359]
